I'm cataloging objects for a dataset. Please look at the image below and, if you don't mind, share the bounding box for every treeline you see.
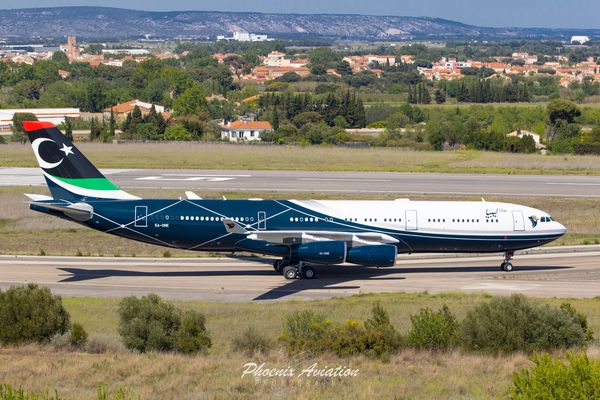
[440,77,533,103]
[259,91,366,129]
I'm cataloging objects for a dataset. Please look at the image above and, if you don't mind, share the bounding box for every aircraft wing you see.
[222,218,398,246]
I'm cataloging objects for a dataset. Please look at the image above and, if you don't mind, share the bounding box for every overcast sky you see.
[7,0,600,29]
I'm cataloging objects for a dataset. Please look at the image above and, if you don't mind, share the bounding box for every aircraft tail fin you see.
[23,121,139,201]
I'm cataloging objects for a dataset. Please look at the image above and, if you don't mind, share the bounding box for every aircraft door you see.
[405,210,418,230]
[134,206,148,227]
[512,210,525,231]
[257,211,267,230]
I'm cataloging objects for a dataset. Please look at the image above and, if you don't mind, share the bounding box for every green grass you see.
[4,142,600,175]
[0,292,598,399]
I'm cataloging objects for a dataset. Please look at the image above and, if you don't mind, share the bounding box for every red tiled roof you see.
[223,120,272,130]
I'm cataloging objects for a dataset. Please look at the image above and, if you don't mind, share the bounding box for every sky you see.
[7,0,600,29]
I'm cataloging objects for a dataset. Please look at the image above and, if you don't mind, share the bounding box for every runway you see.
[1,251,599,301]
[2,167,600,197]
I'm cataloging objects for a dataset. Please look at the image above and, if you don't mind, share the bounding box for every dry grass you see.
[3,142,600,174]
[0,346,531,399]
[1,186,599,256]
[2,291,599,399]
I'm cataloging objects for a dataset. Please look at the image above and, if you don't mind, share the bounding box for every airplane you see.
[23,121,567,280]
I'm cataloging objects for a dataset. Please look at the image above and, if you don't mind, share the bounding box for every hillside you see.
[0,6,598,41]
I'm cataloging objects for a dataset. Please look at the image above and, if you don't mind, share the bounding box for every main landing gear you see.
[500,251,514,272]
[273,259,316,280]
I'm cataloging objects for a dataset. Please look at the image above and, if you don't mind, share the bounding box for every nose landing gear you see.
[500,251,514,272]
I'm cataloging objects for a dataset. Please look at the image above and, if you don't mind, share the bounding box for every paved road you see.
[1,252,598,301]
[1,167,600,197]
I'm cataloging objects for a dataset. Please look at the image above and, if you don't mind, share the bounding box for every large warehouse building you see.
[0,108,80,134]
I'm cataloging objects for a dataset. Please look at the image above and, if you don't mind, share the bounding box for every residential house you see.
[220,120,273,141]
[104,99,170,122]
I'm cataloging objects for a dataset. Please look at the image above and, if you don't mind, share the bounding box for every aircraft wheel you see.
[282,266,298,280]
[501,262,513,272]
[302,266,316,279]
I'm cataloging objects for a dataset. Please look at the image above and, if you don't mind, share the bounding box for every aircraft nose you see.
[556,222,567,236]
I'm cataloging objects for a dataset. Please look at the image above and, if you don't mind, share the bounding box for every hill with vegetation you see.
[1,6,599,41]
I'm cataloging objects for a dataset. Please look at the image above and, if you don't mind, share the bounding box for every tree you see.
[51,51,69,64]
[434,89,446,104]
[64,117,73,140]
[163,124,192,141]
[173,84,208,116]
[335,60,353,76]
[547,99,581,126]
[108,109,116,137]
[271,110,280,131]
[11,112,37,143]
[89,117,101,141]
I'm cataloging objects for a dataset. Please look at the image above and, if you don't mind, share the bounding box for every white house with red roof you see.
[220,120,273,141]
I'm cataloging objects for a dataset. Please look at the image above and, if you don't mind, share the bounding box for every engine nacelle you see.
[293,241,347,264]
[346,244,397,267]
[235,238,289,257]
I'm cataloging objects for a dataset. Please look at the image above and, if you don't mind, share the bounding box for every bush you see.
[0,284,70,344]
[280,310,334,355]
[118,294,211,354]
[232,326,272,356]
[407,305,458,351]
[69,322,88,348]
[118,293,182,352]
[280,303,401,358]
[175,310,211,354]
[461,294,591,354]
[510,353,600,399]
[162,124,192,141]
[84,334,126,354]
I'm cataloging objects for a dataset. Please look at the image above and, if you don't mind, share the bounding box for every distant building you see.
[103,49,151,56]
[220,120,272,141]
[217,31,272,42]
[0,108,80,132]
[571,36,590,45]
[104,99,169,122]
[506,129,545,150]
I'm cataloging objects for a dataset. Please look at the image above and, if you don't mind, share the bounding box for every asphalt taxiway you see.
[1,251,599,302]
[2,167,600,197]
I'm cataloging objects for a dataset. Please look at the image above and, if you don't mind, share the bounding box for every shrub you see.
[69,322,88,348]
[118,294,211,354]
[461,294,590,354]
[280,310,335,355]
[510,353,600,399]
[0,284,70,344]
[84,334,126,354]
[360,303,402,357]
[175,310,211,354]
[280,304,401,358]
[407,305,458,351]
[232,326,272,356]
[118,293,181,352]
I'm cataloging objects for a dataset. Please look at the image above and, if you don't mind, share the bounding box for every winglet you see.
[222,218,247,234]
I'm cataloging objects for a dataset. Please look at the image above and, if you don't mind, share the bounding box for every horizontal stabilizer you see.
[30,201,93,221]
[24,193,53,201]
[185,191,202,200]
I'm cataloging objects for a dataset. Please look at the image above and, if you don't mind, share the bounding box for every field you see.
[4,142,600,175]
[1,292,599,399]
[1,186,599,257]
